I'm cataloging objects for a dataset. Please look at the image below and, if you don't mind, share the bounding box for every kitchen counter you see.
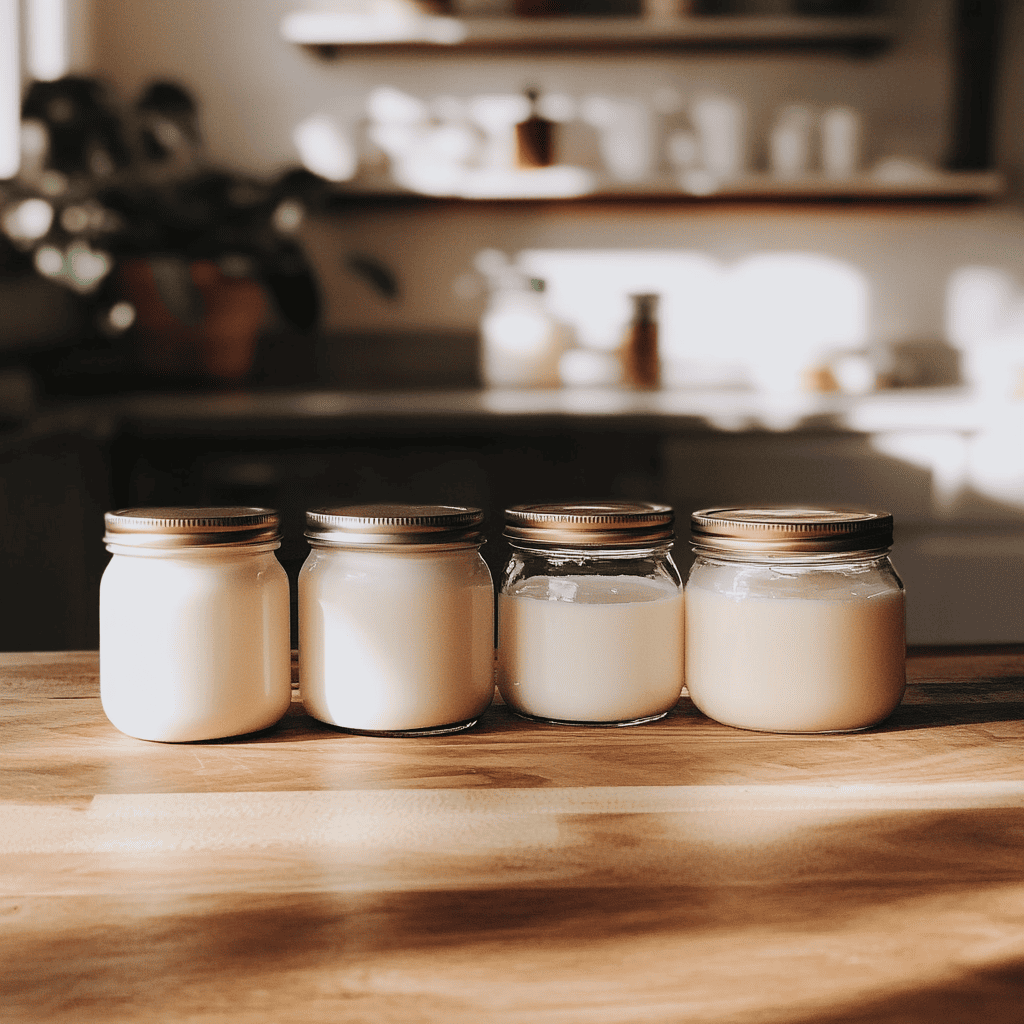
[6,385,1021,447]
[87,384,1024,438]
[3,647,1024,1023]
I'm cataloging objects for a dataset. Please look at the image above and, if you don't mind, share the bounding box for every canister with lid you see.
[496,500,684,726]
[100,506,292,742]
[299,504,495,735]
[684,507,906,734]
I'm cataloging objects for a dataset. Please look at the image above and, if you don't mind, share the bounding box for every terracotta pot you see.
[120,257,267,381]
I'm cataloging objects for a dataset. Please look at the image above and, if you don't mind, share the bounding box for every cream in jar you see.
[299,504,494,735]
[684,507,906,734]
[100,507,292,742]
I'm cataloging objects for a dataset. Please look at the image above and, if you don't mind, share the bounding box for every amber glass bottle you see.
[621,292,660,389]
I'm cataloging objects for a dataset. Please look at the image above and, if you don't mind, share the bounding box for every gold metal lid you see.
[690,507,893,555]
[305,504,484,549]
[504,500,674,548]
[104,507,281,548]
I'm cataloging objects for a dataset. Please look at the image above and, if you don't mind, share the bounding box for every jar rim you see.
[690,506,893,555]
[691,548,892,566]
[508,540,675,557]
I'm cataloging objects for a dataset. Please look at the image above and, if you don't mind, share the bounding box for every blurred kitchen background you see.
[1,0,1022,651]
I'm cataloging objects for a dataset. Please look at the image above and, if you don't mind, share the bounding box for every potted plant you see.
[1,76,328,385]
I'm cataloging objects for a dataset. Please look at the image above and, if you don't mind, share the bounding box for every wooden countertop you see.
[3,647,1024,1023]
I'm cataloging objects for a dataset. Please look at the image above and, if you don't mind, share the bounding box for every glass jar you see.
[685,507,906,734]
[100,507,292,742]
[299,504,494,735]
[496,500,684,726]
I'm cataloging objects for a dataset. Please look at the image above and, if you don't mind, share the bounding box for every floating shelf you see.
[282,12,897,55]
[325,170,1004,206]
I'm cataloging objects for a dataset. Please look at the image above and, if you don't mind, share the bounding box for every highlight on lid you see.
[103,506,283,548]
[690,506,894,555]
[304,503,485,549]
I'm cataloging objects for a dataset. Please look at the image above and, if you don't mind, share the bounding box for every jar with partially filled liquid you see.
[100,507,292,742]
[299,505,495,735]
[496,501,684,726]
[684,507,906,734]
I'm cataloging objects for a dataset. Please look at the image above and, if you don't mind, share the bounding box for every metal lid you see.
[305,504,484,549]
[690,507,894,555]
[104,507,281,548]
[504,500,674,549]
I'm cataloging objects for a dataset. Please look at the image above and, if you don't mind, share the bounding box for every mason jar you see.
[100,507,292,742]
[496,501,684,726]
[685,507,906,734]
[299,504,495,735]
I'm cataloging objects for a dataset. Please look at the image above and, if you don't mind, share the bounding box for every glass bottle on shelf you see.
[620,292,660,389]
[476,249,570,387]
[515,88,554,169]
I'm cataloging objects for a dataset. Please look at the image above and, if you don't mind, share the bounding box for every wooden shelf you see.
[325,170,1004,206]
[282,12,896,55]
[281,8,1002,208]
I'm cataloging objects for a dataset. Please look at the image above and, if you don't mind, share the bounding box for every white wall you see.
[82,0,1024,344]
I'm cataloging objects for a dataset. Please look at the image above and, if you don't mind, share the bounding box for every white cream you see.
[100,545,292,742]
[299,546,494,733]
[497,574,684,724]
[685,561,905,733]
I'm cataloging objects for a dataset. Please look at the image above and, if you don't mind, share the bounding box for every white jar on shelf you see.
[479,276,569,388]
[100,507,292,742]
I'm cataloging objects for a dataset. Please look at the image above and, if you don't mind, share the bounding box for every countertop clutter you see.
[3,646,1024,1023]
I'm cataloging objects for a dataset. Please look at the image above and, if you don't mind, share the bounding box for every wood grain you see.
[2,648,1023,1023]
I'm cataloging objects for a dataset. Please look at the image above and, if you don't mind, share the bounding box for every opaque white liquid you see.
[100,547,292,742]
[497,575,684,724]
[299,547,494,732]
[685,566,905,733]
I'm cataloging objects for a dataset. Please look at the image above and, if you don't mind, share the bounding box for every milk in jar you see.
[496,501,684,726]
[684,508,906,734]
[100,507,292,742]
[299,504,494,735]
